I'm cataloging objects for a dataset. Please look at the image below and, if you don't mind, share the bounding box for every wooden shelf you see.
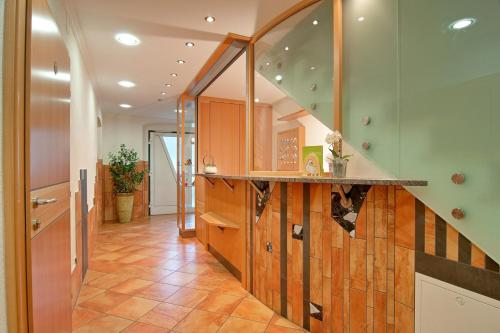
[200,212,240,229]
[277,109,309,121]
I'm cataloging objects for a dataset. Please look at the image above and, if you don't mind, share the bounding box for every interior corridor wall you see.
[0,0,8,330]
[102,113,175,163]
[48,0,102,271]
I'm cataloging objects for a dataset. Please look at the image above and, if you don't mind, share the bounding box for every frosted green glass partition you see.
[254,0,334,130]
[343,0,500,260]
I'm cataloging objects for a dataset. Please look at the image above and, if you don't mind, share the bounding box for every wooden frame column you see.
[3,0,30,331]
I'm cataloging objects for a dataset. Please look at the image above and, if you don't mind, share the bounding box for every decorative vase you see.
[330,158,347,178]
[116,193,134,223]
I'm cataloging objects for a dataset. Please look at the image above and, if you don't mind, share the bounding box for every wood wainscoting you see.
[248,183,500,332]
[103,160,149,222]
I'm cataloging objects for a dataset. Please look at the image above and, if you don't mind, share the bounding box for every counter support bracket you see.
[202,176,216,188]
[249,180,264,198]
[221,178,235,192]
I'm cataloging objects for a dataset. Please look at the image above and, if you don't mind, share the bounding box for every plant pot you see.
[329,158,347,178]
[116,193,134,223]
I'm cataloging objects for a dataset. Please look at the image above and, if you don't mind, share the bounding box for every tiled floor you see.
[73,215,306,332]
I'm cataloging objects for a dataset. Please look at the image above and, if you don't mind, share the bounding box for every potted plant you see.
[325,130,352,178]
[108,144,147,223]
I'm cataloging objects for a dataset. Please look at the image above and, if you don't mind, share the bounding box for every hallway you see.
[72,215,305,333]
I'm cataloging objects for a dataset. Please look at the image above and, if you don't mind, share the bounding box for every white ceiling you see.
[68,0,302,121]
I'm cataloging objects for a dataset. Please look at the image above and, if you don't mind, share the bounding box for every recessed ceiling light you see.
[170,73,178,77]
[265,62,271,66]
[205,16,215,23]
[117,80,136,88]
[357,16,365,22]
[115,33,141,46]
[165,83,172,87]
[312,19,319,26]
[174,109,182,113]
[310,66,316,70]
[185,42,195,47]
[254,98,260,103]
[284,46,289,51]
[120,104,132,109]
[176,59,186,64]
[449,18,476,30]
[275,74,283,81]
[161,92,167,95]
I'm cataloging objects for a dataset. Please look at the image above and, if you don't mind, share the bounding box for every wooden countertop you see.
[196,173,427,186]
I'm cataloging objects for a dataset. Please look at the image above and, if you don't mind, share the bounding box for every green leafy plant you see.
[108,144,147,194]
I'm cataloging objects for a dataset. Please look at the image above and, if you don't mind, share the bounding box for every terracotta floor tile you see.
[218,317,267,333]
[160,259,188,270]
[87,273,131,290]
[76,285,106,304]
[72,307,104,330]
[122,266,174,282]
[72,314,132,333]
[88,260,127,274]
[106,296,159,320]
[232,298,274,323]
[136,283,181,301]
[173,309,227,333]
[161,272,198,286]
[97,243,129,252]
[138,302,191,329]
[93,252,128,262]
[196,291,243,314]
[165,287,210,307]
[118,254,149,264]
[265,325,305,333]
[177,262,211,275]
[215,279,249,297]
[79,291,131,313]
[109,278,154,295]
[121,322,169,333]
[83,270,107,284]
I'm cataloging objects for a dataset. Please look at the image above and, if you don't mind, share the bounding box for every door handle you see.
[31,197,57,208]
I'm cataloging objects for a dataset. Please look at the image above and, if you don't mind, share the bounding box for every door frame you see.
[147,130,178,215]
[3,0,30,331]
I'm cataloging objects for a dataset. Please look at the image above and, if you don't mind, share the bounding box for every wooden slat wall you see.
[103,161,149,222]
[248,184,499,332]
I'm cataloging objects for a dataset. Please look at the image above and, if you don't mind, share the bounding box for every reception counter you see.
[194,173,499,333]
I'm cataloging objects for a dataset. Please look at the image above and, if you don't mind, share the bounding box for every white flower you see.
[325,131,342,144]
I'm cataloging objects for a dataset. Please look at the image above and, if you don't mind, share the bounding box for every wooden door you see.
[27,0,72,331]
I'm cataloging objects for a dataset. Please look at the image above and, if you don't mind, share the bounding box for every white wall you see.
[0,0,7,330]
[48,0,102,271]
[272,97,389,178]
[102,113,175,163]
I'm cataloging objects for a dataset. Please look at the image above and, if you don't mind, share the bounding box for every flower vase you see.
[330,158,347,178]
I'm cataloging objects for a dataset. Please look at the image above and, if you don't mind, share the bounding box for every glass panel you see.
[343,0,500,259]
[253,0,334,173]
[162,136,178,174]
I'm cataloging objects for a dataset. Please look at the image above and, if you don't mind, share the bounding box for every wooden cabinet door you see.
[27,0,72,331]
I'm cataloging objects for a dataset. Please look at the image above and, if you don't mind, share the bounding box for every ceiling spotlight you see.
[161,92,167,95]
[357,16,365,22]
[115,33,140,46]
[312,19,319,26]
[185,42,195,47]
[449,18,476,30]
[165,83,172,87]
[254,98,260,103]
[118,80,136,88]
[310,66,316,70]
[284,46,289,51]
[170,73,178,77]
[174,109,182,113]
[119,104,132,109]
[176,59,186,64]
[205,16,215,23]
[265,62,271,66]
[275,74,283,81]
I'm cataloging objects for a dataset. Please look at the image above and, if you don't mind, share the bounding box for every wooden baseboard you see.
[208,244,241,281]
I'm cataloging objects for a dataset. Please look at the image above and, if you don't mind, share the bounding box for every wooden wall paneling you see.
[291,183,304,326]
[30,211,72,332]
[424,206,435,255]
[286,183,293,316]
[198,100,211,173]
[205,180,246,279]
[253,104,273,171]
[386,186,396,332]
[309,184,323,332]
[239,103,247,175]
[446,224,459,261]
